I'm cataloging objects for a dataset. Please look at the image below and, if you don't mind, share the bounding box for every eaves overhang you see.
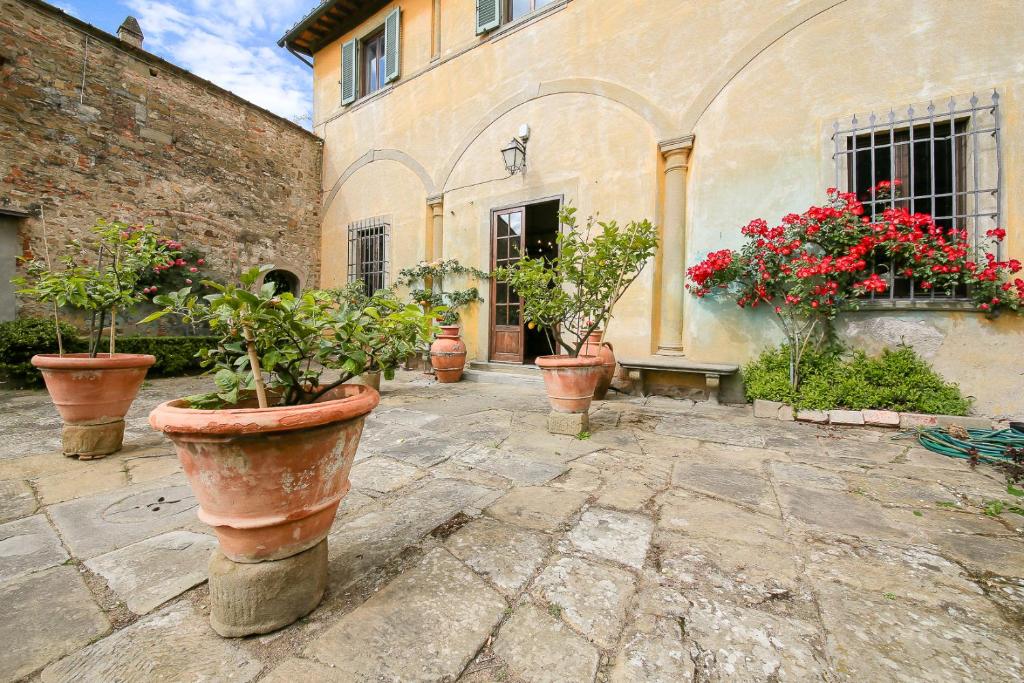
[278,0,391,57]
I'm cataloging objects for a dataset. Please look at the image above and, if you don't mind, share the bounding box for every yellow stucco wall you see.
[309,0,1024,416]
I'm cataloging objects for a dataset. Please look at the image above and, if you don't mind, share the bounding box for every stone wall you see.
[0,0,323,325]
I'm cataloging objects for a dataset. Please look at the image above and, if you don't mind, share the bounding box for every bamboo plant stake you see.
[242,324,269,409]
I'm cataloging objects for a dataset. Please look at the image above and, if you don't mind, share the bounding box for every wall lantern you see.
[501,137,527,176]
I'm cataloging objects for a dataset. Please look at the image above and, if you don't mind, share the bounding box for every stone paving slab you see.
[41,601,262,683]
[307,548,506,681]
[84,530,217,615]
[567,508,653,569]
[485,486,588,532]
[494,602,599,683]
[533,555,635,649]
[611,614,693,682]
[47,476,198,559]
[454,443,568,486]
[349,456,425,495]
[0,513,68,582]
[1,565,110,681]
[446,517,551,596]
[0,478,38,523]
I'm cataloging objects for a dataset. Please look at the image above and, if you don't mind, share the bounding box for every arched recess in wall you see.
[438,78,676,192]
[322,149,437,215]
[678,0,851,133]
[260,268,301,295]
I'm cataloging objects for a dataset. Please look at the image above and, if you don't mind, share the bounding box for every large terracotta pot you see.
[535,355,602,414]
[149,384,379,563]
[430,325,467,383]
[581,331,616,400]
[32,353,156,459]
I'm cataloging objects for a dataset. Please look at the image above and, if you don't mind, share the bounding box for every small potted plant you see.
[145,266,436,565]
[396,259,488,382]
[14,220,176,458]
[498,207,657,414]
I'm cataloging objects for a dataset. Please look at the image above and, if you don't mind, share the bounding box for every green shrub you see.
[0,317,215,387]
[112,336,216,377]
[0,317,84,387]
[743,344,971,415]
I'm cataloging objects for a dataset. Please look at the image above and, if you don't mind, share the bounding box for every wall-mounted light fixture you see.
[501,137,527,176]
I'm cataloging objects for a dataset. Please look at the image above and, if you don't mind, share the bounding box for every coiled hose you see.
[917,422,1024,464]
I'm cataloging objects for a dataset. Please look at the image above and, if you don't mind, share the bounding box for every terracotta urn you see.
[430,324,467,383]
[581,330,616,400]
[535,354,602,414]
[32,353,156,459]
[149,384,379,563]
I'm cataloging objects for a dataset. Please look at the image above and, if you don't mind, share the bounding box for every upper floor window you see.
[477,0,558,34]
[831,91,1001,303]
[362,29,387,97]
[341,7,400,106]
[506,0,555,22]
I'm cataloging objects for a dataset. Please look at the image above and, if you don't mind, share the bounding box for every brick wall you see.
[0,0,323,324]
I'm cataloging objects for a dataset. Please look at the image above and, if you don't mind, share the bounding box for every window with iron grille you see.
[831,91,1001,303]
[347,217,390,293]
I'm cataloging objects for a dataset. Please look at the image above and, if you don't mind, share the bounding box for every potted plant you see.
[498,207,658,413]
[14,220,176,458]
[396,259,488,381]
[144,266,436,564]
[581,329,616,400]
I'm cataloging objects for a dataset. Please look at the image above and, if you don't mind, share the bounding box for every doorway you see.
[489,198,561,363]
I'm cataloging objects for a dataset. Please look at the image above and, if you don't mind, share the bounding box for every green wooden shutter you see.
[341,38,357,105]
[476,0,500,34]
[384,7,401,83]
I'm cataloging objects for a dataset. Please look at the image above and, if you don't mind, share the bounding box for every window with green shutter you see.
[341,38,357,105]
[384,7,401,83]
[476,0,501,34]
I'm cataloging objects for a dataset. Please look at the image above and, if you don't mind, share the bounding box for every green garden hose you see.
[917,425,1024,465]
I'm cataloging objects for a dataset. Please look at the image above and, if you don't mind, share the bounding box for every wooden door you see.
[490,207,525,362]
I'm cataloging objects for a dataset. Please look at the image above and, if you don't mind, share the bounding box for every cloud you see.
[124,0,314,123]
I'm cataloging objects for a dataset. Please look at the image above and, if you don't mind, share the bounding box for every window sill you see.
[851,299,980,313]
[339,83,396,113]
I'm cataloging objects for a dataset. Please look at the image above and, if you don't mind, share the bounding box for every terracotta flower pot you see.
[581,331,616,400]
[430,324,467,383]
[351,369,381,391]
[149,384,379,563]
[535,354,602,414]
[32,353,156,459]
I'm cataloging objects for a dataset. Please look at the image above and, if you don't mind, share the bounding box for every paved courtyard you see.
[1,372,1023,682]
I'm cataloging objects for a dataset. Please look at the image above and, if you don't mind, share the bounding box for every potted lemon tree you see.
[498,207,657,426]
[14,221,175,458]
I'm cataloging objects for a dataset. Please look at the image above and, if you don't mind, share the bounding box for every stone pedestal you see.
[208,539,327,638]
[62,419,125,459]
[548,410,589,436]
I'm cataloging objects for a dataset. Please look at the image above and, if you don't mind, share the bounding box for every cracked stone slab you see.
[0,513,69,582]
[776,484,912,542]
[307,548,505,681]
[41,601,262,683]
[671,461,777,513]
[349,457,425,495]
[657,491,785,542]
[769,461,848,491]
[567,508,653,569]
[378,432,472,468]
[261,657,339,682]
[686,597,827,681]
[328,478,498,587]
[84,530,217,615]
[818,588,1024,682]
[924,531,1024,578]
[0,479,38,523]
[486,486,588,532]
[654,415,767,448]
[446,517,550,596]
[533,556,635,649]
[611,614,693,682]
[1,566,110,681]
[372,407,441,428]
[453,444,568,486]
[655,531,802,608]
[494,603,599,683]
[34,458,129,505]
[47,476,199,559]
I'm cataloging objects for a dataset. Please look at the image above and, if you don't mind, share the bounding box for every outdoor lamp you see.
[502,137,527,175]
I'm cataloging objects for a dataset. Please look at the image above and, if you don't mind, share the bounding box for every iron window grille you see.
[831,91,1001,304]
[347,217,390,293]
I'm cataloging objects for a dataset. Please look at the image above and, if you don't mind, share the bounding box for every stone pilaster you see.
[656,135,694,355]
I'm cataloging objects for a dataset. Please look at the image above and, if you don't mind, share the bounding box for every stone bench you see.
[617,356,740,404]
